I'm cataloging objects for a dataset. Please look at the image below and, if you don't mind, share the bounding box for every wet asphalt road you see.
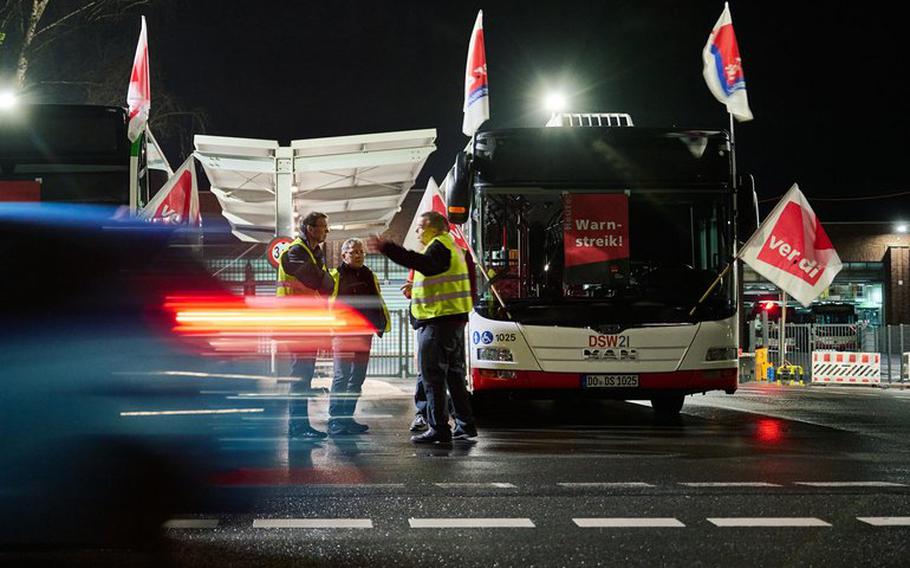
[6,379,910,567]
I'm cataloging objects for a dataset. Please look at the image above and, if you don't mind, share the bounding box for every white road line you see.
[241,414,396,421]
[857,517,910,526]
[573,518,685,528]
[120,408,264,417]
[311,483,406,489]
[681,482,782,487]
[409,518,535,528]
[436,483,517,489]
[708,517,831,527]
[794,481,907,487]
[163,519,219,529]
[253,519,373,529]
[557,482,655,488]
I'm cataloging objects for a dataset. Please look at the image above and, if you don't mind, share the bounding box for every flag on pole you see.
[462,10,489,137]
[138,155,201,227]
[739,184,842,307]
[402,177,469,251]
[702,2,753,122]
[145,127,173,176]
[127,16,151,142]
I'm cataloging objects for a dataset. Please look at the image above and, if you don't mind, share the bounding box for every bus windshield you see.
[474,188,735,326]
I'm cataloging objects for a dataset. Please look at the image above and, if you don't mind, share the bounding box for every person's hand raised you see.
[366,235,384,253]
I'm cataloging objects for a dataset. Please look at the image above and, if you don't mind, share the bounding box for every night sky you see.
[29,0,909,222]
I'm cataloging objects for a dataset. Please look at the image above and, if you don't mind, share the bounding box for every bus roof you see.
[472,127,731,190]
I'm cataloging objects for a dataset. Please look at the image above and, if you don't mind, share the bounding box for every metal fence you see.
[366,310,418,377]
[751,322,910,383]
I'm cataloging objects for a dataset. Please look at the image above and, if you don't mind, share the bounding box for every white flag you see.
[138,155,201,227]
[462,10,490,136]
[127,16,151,142]
[740,184,842,307]
[702,2,753,122]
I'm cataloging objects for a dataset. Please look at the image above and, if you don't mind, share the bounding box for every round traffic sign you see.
[266,237,293,268]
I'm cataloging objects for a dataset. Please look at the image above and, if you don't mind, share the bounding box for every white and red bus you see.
[447,117,741,415]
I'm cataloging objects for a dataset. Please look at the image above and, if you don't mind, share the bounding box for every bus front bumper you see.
[471,368,738,398]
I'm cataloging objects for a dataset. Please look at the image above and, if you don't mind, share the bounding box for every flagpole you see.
[129,133,142,215]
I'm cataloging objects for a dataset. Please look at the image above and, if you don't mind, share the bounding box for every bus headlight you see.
[705,347,738,361]
[477,347,514,362]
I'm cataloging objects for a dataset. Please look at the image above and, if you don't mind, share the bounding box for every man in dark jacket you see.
[328,237,390,436]
[368,212,478,444]
[277,212,335,439]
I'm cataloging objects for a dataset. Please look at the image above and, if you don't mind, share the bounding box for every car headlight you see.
[705,346,738,361]
[477,347,514,361]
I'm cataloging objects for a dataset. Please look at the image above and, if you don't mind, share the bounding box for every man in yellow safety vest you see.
[368,211,477,445]
[277,211,335,439]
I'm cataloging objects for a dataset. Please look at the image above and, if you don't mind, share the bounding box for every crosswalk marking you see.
[436,482,517,488]
[409,518,535,528]
[681,482,782,487]
[557,482,655,488]
[794,481,906,487]
[253,519,373,529]
[162,515,910,529]
[707,517,831,527]
[163,519,219,529]
[573,518,685,528]
[857,517,910,526]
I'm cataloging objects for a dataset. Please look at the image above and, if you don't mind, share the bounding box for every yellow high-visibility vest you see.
[276,238,326,297]
[410,233,473,321]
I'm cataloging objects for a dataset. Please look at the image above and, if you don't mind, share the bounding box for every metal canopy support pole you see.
[275,147,295,238]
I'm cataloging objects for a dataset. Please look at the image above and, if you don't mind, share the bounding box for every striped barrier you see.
[811,351,880,384]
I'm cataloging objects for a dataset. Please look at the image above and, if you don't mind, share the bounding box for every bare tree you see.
[1,0,149,89]
[1,0,204,161]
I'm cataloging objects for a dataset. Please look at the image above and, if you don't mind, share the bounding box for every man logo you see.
[583,348,638,361]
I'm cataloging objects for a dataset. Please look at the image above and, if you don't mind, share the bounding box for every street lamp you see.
[544,92,567,127]
[544,92,567,114]
[895,223,908,234]
[0,90,18,111]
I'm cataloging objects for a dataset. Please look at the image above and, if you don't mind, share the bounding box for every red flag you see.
[139,155,201,226]
[402,178,468,251]
[462,10,490,136]
[739,184,842,307]
[127,16,150,142]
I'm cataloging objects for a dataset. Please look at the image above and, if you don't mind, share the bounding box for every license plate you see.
[583,374,639,388]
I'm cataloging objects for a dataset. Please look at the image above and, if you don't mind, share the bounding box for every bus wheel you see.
[650,395,684,416]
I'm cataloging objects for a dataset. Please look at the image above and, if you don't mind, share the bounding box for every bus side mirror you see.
[447,152,471,225]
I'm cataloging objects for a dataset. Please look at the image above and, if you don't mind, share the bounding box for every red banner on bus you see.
[563,193,629,285]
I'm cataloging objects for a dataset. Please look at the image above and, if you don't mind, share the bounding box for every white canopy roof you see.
[194,129,436,242]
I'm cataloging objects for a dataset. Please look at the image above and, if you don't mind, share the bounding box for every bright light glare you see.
[895,223,908,234]
[0,91,17,110]
[544,92,567,113]
[163,295,376,337]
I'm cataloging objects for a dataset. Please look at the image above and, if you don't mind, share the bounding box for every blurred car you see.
[0,203,374,550]
[0,204,233,549]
